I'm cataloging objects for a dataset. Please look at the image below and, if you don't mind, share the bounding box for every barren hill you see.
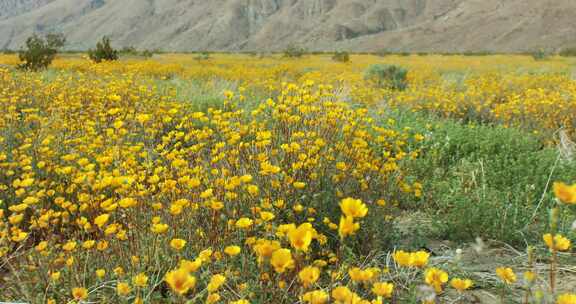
[1,0,575,52]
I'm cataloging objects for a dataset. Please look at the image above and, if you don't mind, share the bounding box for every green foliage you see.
[88,36,119,63]
[283,44,306,58]
[531,49,549,61]
[332,52,343,60]
[400,114,576,246]
[364,64,408,90]
[194,52,211,60]
[120,46,154,58]
[332,51,350,62]
[141,49,154,58]
[17,33,66,71]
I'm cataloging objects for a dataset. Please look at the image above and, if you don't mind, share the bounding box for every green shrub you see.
[283,44,306,58]
[194,52,211,60]
[88,36,119,63]
[332,51,350,62]
[399,114,576,246]
[141,50,154,58]
[364,64,408,90]
[17,33,66,71]
[531,49,549,61]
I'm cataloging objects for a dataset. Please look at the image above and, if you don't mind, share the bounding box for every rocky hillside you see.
[1,0,575,52]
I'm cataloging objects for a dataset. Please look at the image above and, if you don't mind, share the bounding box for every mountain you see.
[1,0,575,52]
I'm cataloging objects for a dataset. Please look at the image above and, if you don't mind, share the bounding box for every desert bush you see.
[120,45,138,55]
[141,49,154,58]
[88,36,119,63]
[283,44,306,58]
[364,64,408,90]
[194,52,211,60]
[531,49,549,61]
[17,33,65,71]
[332,51,350,62]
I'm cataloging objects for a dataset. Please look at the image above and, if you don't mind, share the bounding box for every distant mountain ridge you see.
[1,0,575,52]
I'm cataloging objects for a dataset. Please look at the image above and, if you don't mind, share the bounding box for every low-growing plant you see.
[531,48,549,61]
[194,51,211,60]
[17,33,66,71]
[400,113,576,245]
[332,51,350,62]
[283,44,306,58]
[88,36,119,63]
[364,64,408,90]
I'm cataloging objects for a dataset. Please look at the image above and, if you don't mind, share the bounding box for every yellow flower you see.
[259,211,275,221]
[543,233,571,251]
[35,241,48,252]
[224,245,241,256]
[94,213,110,228]
[235,217,253,229]
[207,274,226,292]
[424,267,449,294]
[331,286,353,302]
[132,273,148,288]
[393,250,411,267]
[496,267,516,285]
[372,282,394,298]
[288,223,314,252]
[50,271,61,281]
[117,282,131,296]
[553,182,576,204]
[118,197,137,208]
[62,241,77,252]
[270,248,295,273]
[180,259,203,273]
[293,181,306,189]
[339,197,368,218]
[199,248,213,262]
[338,216,359,239]
[114,266,125,277]
[72,287,88,300]
[96,269,106,279]
[524,271,536,284]
[450,278,473,292]
[165,268,196,295]
[230,300,250,304]
[411,251,430,267]
[246,184,259,196]
[207,293,221,304]
[210,201,224,211]
[170,238,187,251]
[557,293,576,304]
[82,240,95,249]
[298,266,320,287]
[301,290,329,304]
[151,223,169,234]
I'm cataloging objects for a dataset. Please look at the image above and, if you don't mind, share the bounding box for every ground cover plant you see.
[0,53,575,303]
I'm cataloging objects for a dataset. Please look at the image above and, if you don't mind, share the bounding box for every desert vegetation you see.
[0,51,574,303]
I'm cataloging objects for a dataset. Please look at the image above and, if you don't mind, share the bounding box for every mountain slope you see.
[0,0,575,52]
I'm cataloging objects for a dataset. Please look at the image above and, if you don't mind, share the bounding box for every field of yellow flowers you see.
[0,53,575,303]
